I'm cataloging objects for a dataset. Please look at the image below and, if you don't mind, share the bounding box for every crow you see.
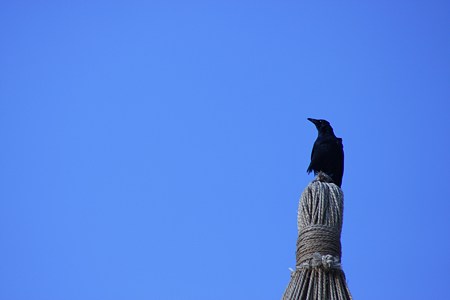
[307,118,344,187]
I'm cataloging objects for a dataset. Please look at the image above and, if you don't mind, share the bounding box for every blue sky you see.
[1,1,449,299]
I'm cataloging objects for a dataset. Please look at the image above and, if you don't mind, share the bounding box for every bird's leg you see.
[314,172,334,184]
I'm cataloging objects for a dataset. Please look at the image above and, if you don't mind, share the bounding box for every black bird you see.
[307,118,344,187]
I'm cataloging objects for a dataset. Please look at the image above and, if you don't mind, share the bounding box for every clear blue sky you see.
[1,1,449,299]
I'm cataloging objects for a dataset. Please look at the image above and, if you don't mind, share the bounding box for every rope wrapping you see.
[282,173,352,300]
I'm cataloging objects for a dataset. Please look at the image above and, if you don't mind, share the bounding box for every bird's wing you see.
[307,141,328,174]
[307,141,317,173]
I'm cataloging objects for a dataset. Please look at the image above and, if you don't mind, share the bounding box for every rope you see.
[298,252,341,270]
[282,172,352,300]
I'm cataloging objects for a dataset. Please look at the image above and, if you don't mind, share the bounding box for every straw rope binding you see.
[282,172,352,300]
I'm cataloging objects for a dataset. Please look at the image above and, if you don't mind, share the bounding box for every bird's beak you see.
[307,118,319,125]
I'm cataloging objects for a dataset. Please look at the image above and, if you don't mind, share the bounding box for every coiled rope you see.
[282,173,352,300]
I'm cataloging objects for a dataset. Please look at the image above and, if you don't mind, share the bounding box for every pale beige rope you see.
[282,173,352,300]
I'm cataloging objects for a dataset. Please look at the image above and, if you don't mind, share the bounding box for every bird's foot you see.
[313,172,334,184]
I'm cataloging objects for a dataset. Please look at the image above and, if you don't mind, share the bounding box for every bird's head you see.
[307,118,334,134]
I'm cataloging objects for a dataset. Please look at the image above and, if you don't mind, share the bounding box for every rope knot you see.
[299,252,341,270]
